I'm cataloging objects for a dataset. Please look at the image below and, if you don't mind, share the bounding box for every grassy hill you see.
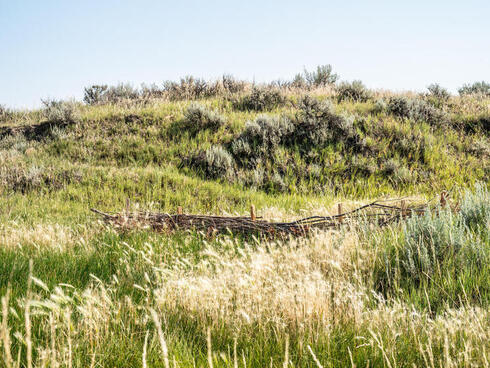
[0,72,489,367]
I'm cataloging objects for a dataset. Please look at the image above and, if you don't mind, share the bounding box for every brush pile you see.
[92,194,449,237]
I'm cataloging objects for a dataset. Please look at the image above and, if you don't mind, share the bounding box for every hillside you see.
[0,73,489,367]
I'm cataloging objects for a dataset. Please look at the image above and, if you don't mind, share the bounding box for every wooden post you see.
[400,200,406,217]
[250,204,256,222]
[177,206,183,215]
[338,203,343,223]
[440,192,447,208]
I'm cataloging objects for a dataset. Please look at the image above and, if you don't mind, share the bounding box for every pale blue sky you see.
[1,0,489,108]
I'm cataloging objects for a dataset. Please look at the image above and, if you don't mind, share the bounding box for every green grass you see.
[0,89,488,367]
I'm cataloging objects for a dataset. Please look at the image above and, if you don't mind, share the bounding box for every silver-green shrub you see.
[184,103,226,132]
[234,87,287,111]
[203,145,235,179]
[458,81,490,96]
[41,99,80,123]
[336,80,372,102]
[387,96,446,125]
[460,183,489,231]
[426,83,450,101]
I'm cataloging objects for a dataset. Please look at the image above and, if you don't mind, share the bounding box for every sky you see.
[1,0,489,108]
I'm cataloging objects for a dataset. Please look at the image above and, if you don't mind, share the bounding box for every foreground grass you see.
[0,185,488,367]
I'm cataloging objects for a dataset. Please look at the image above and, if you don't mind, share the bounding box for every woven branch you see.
[91,195,444,237]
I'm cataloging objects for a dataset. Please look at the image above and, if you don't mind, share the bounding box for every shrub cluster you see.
[387,96,446,125]
[458,81,490,96]
[41,99,79,123]
[0,165,83,193]
[292,96,365,150]
[0,104,14,124]
[376,184,489,309]
[187,95,372,189]
[83,84,139,105]
[372,99,387,114]
[230,115,293,165]
[234,88,287,111]
[183,103,226,133]
[291,65,339,89]
[164,75,247,100]
[426,83,450,102]
[190,145,235,180]
[336,80,372,102]
[81,66,341,105]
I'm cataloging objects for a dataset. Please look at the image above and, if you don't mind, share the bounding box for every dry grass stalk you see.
[1,288,13,368]
[150,308,170,368]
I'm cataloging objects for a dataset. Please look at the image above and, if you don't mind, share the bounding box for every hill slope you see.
[0,81,489,367]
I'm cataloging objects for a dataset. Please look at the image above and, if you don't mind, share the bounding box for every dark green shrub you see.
[83,84,139,105]
[234,88,287,111]
[336,80,372,102]
[83,85,109,105]
[387,96,411,118]
[458,81,490,96]
[230,115,293,164]
[184,103,226,132]
[292,96,363,150]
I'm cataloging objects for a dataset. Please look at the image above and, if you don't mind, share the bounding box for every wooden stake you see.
[400,200,406,217]
[250,204,256,221]
[338,203,343,223]
[177,206,183,215]
[440,192,447,208]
